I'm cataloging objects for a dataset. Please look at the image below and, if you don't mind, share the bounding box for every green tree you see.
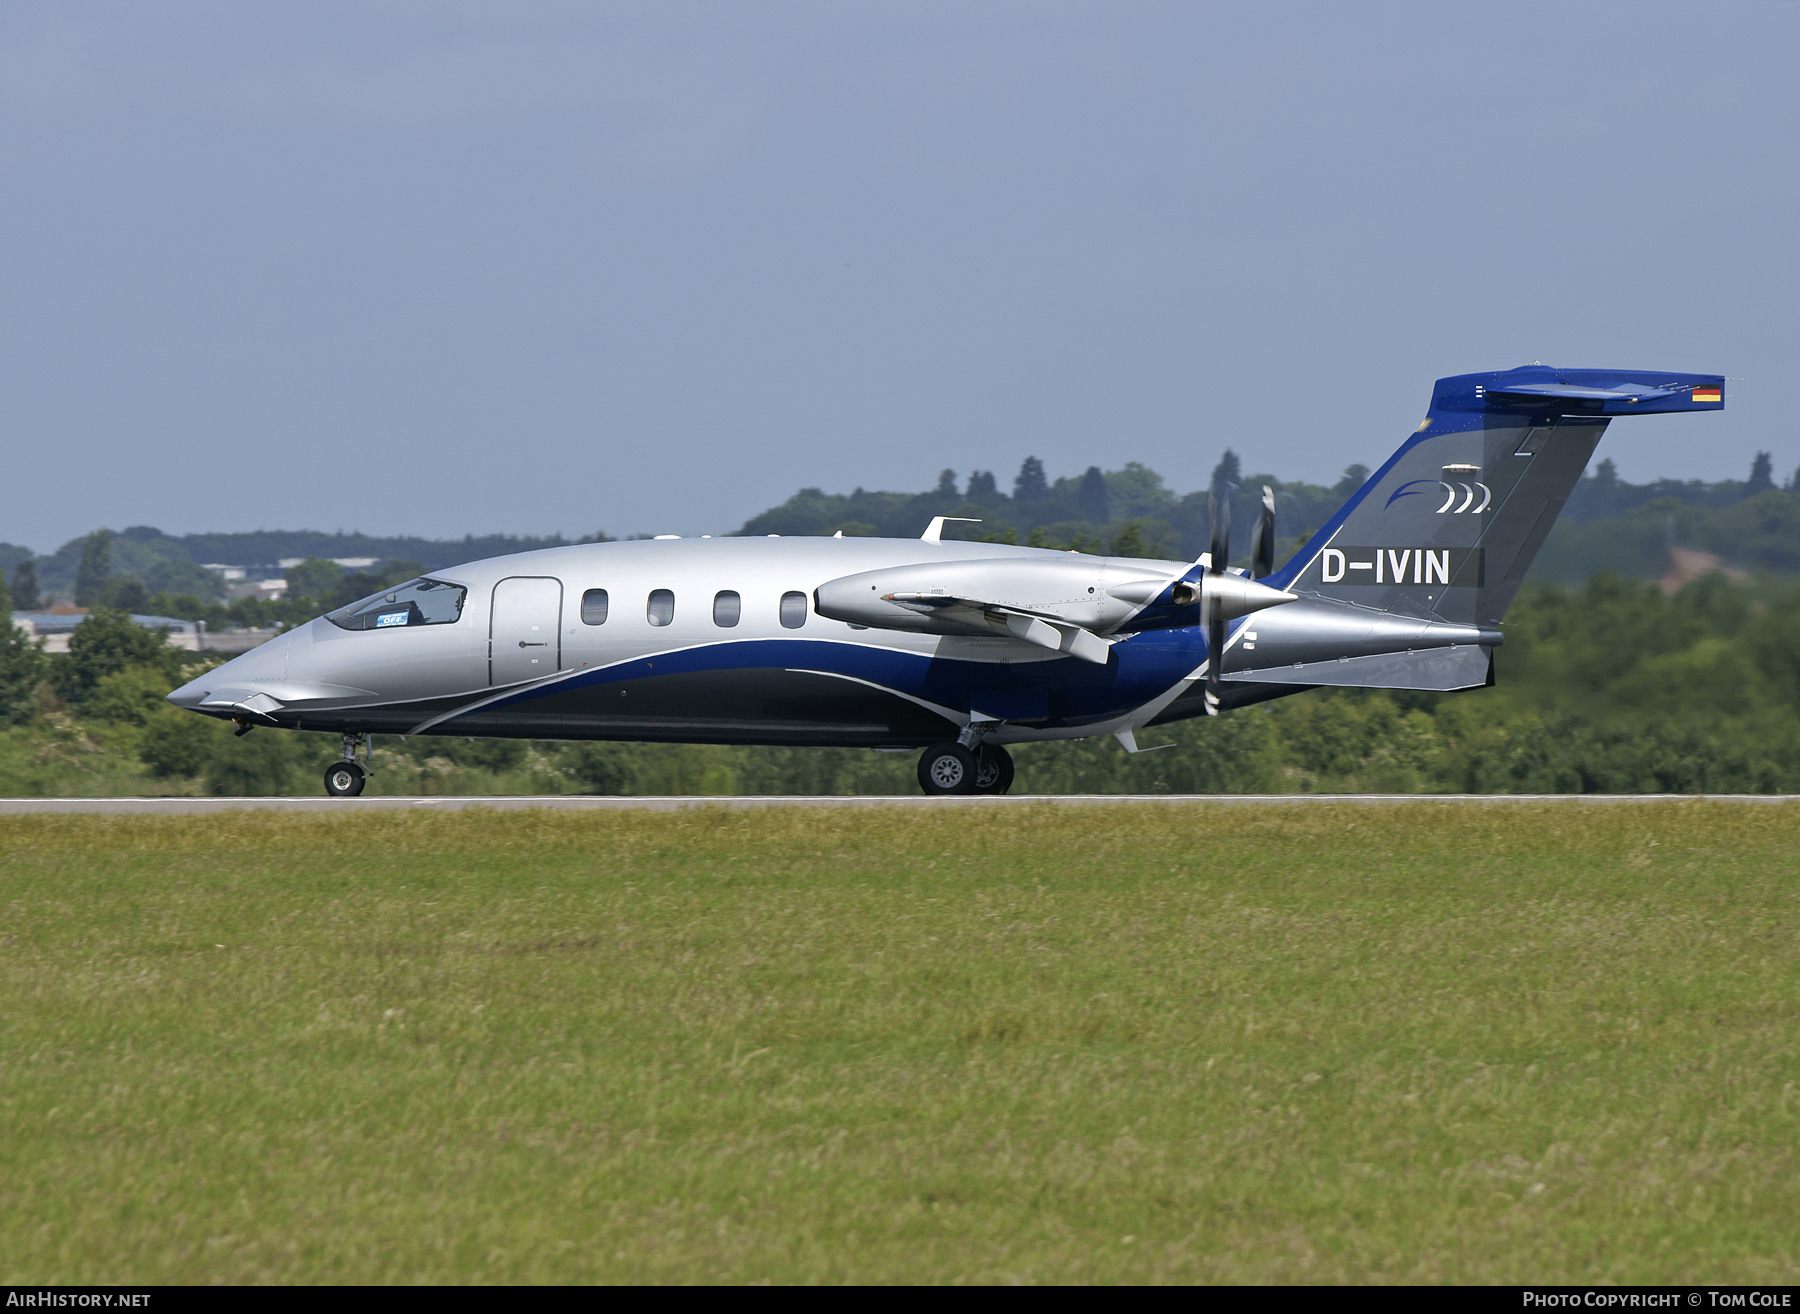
[1013,456,1048,503]
[565,742,638,794]
[11,559,40,610]
[74,529,112,607]
[1104,462,1178,519]
[202,726,329,796]
[1065,529,1102,555]
[86,663,180,725]
[0,567,47,726]
[285,556,345,603]
[103,575,151,613]
[1589,457,1620,517]
[1075,466,1108,523]
[1332,464,1371,500]
[140,707,218,778]
[51,608,180,707]
[1109,521,1147,558]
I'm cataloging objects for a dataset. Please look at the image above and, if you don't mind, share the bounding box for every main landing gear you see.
[917,734,1014,796]
[324,733,373,798]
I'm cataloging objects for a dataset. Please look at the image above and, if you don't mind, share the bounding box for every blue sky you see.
[2,2,1795,550]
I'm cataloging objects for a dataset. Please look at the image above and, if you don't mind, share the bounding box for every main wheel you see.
[918,741,977,795]
[324,760,366,797]
[971,745,1015,795]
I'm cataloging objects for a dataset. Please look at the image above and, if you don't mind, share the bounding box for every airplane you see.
[167,363,1725,797]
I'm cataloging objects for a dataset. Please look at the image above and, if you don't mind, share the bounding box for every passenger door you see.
[490,577,563,685]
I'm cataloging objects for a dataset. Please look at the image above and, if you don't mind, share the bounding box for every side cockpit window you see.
[327,578,467,631]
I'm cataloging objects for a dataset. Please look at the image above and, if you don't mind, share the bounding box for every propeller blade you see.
[1208,485,1232,572]
[1207,608,1225,715]
[1205,485,1233,715]
[1249,484,1276,579]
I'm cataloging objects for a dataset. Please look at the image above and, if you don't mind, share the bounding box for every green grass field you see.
[2,802,1797,1284]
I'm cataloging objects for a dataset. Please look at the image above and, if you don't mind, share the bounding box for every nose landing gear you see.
[324,733,373,798]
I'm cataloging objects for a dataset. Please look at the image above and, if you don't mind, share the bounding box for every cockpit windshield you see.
[326,578,467,631]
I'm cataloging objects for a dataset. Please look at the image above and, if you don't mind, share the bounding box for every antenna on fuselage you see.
[921,516,982,544]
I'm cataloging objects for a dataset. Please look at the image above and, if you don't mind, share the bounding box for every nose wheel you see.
[324,733,372,797]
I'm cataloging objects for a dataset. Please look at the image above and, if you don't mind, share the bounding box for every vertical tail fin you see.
[1270,365,1723,626]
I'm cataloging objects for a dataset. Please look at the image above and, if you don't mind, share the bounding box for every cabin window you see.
[580,589,609,625]
[779,591,808,629]
[326,578,467,631]
[713,590,741,627]
[647,589,675,627]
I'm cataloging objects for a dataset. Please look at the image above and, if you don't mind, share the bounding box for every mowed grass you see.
[2,803,1798,1284]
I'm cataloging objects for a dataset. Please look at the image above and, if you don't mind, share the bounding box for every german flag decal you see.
[1692,385,1722,403]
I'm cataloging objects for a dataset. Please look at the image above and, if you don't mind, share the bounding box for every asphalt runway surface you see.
[2,794,1797,814]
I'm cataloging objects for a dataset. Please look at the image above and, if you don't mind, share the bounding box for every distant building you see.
[13,611,202,654]
[10,612,278,655]
[203,556,379,602]
[276,556,377,570]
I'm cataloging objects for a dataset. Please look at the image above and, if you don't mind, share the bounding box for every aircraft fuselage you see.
[170,536,1220,749]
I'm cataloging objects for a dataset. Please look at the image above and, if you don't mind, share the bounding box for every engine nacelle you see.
[813,555,1296,642]
[815,556,1156,635]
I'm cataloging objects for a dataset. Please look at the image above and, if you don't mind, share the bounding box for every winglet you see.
[921,516,982,544]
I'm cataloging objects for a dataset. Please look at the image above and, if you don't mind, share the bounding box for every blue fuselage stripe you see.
[467,631,1207,727]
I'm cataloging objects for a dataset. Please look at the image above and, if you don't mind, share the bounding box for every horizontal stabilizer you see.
[1480,376,1722,415]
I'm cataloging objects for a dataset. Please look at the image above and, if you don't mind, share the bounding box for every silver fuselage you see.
[167,536,1231,747]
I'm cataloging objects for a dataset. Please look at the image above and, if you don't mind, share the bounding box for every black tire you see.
[324,760,366,798]
[971,745,1015,795]
[918,742,977,795]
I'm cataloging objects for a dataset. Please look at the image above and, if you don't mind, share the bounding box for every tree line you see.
[4,559,1799,797]
[4,448,1792,615]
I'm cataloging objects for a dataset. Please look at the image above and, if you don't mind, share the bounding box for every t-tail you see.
[1214,364,1723,699]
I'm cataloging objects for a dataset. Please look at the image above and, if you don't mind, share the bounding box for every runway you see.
[1,793,1796,814]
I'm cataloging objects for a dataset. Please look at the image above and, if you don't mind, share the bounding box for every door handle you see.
[519,641,548,648]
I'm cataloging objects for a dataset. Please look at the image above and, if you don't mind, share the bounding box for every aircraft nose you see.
[166,675,209,708]
[165,642,269,710]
